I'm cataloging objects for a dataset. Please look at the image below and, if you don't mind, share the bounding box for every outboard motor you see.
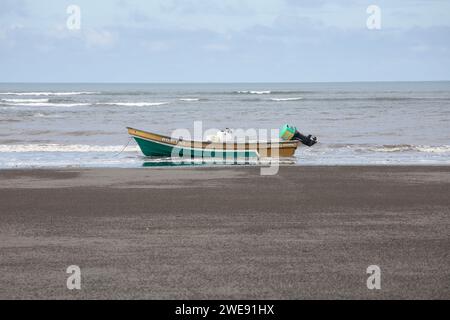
[280,124,317,147]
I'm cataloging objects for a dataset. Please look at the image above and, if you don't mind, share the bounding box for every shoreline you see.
[1,162,450,170]
[0,166,449,299]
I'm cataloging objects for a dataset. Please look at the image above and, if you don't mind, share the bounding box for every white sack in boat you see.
[206,129,234,143]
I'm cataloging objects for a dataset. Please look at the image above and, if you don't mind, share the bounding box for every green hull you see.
[134,137,258,159]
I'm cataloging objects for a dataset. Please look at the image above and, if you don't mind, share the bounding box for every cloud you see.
[1,0,450,82]
[84,29,116,48]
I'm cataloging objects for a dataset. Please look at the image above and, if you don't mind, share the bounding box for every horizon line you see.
[1,80,449,85]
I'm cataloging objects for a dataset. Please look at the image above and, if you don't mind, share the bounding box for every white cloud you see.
[1,0,450,81]
[84,29,116,48]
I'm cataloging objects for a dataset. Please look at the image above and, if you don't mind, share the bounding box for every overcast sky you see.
[1,0,450,82]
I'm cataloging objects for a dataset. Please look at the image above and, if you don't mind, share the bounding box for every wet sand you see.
[0,166,449,299]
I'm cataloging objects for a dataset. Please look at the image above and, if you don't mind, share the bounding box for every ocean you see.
[0,82,449,168]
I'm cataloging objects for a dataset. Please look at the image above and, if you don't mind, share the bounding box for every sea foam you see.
[0,144,140,153]
[236,90,271,95]
[270,97,303,101]
[179,98,200,101]
[0,91,100,96]
[368,145,450,153]
[96,102,169,107]
[0,102,90,107]
[1,98,50,103]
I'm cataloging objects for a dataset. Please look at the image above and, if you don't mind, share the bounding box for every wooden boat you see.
[127,127,300,158]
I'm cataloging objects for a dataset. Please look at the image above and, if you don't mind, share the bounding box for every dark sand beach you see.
[0,166,449,299]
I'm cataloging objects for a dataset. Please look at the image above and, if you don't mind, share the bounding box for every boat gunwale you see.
[127,127,300,150]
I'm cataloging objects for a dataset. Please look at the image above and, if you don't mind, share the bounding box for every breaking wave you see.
[0,144,140,153]
[96,102,169,107]
[312,144,450,154]
[366,144,450,153]
[1,98,50,103]
[303,97,450,101]
[0,102,90,107]
[270,97,303,101]
[231,90,316,95]
[236,90,271,95]
[0,91,100,96]
[179,98,200,101]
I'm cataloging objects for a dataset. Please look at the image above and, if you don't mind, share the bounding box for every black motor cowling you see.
[293,131,318,147]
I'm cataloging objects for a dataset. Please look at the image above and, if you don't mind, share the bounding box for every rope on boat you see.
[113,137,133,157]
